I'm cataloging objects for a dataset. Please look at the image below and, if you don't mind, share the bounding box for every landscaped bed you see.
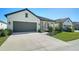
[0,29,12,46]
[0,36,8,46]
[54,32,79,42]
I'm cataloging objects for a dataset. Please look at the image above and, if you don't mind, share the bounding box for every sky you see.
[0,8,79,22]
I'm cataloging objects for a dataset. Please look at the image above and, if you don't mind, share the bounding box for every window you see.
[25,13,28,17]
[67,20,70,22]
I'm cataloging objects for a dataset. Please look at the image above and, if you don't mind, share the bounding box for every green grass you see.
[54,32,79,42]
[0,36,8,46]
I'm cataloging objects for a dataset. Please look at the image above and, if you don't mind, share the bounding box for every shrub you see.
[6,29,12,35]
[72,26,74,32]
[66,27,72,32]
[38,29,41,33]
[48,26,54,36]
[53,23,62,35]
[55,27,62,33]
[0,29,12,36]
[48,26,53,32]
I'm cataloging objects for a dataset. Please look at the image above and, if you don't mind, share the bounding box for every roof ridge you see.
[37,16,54,21]
[5,8,27,17]
[56,17,70,20]
[37,16,53,19]
[55,17,71,23]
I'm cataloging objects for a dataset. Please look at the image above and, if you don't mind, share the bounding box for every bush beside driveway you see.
[0,29,12,46]
[0,36,8,46]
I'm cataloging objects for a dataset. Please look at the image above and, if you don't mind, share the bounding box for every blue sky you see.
[0,8,79,22]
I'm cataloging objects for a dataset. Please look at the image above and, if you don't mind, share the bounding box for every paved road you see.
[0,32,68,51]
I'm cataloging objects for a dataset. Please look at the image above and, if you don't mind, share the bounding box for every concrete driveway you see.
[0,32,69,51]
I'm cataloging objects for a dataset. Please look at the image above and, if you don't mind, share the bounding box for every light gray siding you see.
[7,10,40,32]
[63,19,73,29]
[40,20,55,31]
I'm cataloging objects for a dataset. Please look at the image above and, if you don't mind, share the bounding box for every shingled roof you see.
[55,17,71,23]
[37,16,54,22]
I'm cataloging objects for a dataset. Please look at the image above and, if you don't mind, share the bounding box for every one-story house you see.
[0,20,7,30]
[5,8,74,32]
[5,8,55,32]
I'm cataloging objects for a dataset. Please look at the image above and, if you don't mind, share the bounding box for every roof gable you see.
[5,8,37,17]
[5,8,54,22]
[37,16,54,22]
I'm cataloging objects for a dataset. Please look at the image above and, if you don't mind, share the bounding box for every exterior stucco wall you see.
[54,22,59,28]
[40,21,47,31]
[40,20,55,31]
[6,10,40,32]
[48,22,55,28]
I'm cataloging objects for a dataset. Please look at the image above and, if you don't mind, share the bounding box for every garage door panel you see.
[13,21,37,32]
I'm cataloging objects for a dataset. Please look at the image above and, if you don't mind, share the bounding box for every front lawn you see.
[54,32,79,42]
[0,36,8,46]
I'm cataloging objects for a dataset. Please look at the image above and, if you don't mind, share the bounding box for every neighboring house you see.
[0,20,7,30]
[55,17,73,31]
[5,8,55,32]
[73,22,79,30]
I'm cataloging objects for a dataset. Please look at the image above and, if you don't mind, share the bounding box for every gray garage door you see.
[13,21,37,32]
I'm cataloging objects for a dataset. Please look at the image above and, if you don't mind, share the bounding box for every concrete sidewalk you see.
[54,39,79,51]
